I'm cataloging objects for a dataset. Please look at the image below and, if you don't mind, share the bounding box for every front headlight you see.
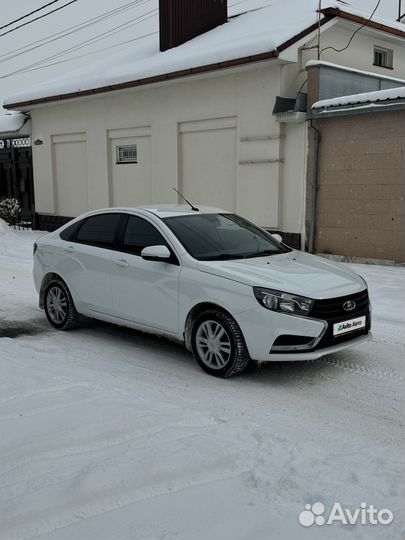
[358,274,368,288]
[253,287,314,316]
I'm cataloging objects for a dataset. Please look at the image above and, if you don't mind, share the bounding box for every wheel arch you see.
[183,302,234,352]
[39,272,68,309]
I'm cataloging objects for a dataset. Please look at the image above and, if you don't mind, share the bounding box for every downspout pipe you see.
[308,120,321,254]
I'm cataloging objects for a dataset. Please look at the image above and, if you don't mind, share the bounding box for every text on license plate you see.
[333,316,366,336]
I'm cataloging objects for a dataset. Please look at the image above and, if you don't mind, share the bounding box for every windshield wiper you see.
[201,253,249,261]
[245,249,284,258]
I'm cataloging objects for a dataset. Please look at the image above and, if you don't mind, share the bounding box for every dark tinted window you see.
[122,216,168,255]
[76,214,121,247]
[60,220,82,241]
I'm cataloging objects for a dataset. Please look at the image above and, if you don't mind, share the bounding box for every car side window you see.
[122,216,168,256]
[76,213,121,248]
[60,219,83,241]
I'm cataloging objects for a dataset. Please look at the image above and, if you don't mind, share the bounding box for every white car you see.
[33,206,371,377]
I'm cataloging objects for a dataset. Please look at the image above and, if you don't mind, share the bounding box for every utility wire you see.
[0,0,253,61]
[0,0,257,80]
[0,0,62,31]
[0,9,157,79]
[0,0,150,63]
[320,0,381,54]
[0,31,159,79]
[0,0,80,38]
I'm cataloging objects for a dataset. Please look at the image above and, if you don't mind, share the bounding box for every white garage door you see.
[179,117,237,211]
[52,133,88,217]
[109,127,152,207]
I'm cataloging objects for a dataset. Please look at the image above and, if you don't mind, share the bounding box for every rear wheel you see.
[191,309,250,378]
[44,280,81,330]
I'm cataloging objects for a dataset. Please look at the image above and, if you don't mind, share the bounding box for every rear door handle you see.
[64,245,75,253]
[114,259,129,268]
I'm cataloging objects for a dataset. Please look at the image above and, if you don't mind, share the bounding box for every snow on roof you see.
[306,60,405,84]
[3,1,323,107]
[312,86,405,109]
[3,0,404,109]
[324,3,405,32]
[0,112,26,134]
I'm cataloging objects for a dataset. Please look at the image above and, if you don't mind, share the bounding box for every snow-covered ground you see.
[0,224,404,540]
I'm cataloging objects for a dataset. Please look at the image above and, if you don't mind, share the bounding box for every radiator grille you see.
[310,289,369,320]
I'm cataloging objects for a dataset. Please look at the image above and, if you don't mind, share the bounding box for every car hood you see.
[196,250,366,299]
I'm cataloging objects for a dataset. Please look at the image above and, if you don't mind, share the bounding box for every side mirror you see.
[272,233,283,244]
[141,245,171,262]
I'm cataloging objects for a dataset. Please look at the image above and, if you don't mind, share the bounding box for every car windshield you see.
[163,213,291,261]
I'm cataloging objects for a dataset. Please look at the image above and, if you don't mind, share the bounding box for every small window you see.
[76,213,121,248]
[60,220,82,241]
[373,46,393,69]
[116,145,137,164]
[122,216,168,256]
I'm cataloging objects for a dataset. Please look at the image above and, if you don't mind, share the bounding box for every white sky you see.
[0,0,401,116]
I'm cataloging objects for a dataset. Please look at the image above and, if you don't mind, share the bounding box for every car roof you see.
[106,205,230,218]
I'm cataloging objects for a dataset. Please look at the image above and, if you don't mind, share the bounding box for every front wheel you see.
[191,310,250,378]
[44,280,81,330]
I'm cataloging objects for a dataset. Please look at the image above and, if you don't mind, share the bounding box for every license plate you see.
[333,316,366,336]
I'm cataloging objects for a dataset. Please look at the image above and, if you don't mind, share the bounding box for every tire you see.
[44,280,81,330]
[191,309,251,378]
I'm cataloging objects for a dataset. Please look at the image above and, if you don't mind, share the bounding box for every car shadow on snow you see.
[74,318,353,384]
[0,318,50,339]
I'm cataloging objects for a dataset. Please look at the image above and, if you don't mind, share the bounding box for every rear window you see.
[60,220,82,241]
[76,214,121,248]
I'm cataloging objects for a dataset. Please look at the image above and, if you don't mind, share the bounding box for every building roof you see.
[3,0,405,111]
[306,60,405,85]
[0,112,28,137]
[312,86,405,109]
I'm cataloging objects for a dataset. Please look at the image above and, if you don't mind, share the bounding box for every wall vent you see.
[117,145,138,164]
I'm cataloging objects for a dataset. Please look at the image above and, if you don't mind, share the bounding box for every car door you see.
[59,213,121,315]
[110,214,181,334]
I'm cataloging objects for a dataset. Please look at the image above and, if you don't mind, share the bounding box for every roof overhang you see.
[310,99,405,118]
[321,7,405,39]
[0,114,30,138]
[3,49,280,111]
[4,8,405,111]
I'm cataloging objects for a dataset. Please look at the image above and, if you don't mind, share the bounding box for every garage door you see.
[109,127,152,207]
[179,117,237,211]
[52,133,88,217]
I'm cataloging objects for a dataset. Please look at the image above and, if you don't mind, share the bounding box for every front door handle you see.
[64,245,75,253]
[114,259,129,268]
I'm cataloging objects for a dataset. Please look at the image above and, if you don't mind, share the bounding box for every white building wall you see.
[29,21,405,238]
[31,62,298,231]
[280,23,405,98]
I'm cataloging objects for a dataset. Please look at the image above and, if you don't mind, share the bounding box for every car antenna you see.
[173,187,199,211]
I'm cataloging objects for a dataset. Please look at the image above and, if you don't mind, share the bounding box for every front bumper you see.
[234,303,371,363]
[267,332,372,361]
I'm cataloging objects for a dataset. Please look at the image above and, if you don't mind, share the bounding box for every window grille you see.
[116,144,137,163]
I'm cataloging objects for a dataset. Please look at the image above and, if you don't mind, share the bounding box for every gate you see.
[0,138,34,226]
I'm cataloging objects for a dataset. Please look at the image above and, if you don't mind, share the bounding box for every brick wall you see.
[307,111,405,262]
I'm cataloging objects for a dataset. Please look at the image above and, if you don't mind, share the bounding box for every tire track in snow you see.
[320,355,404,383]
[0,382,93,404]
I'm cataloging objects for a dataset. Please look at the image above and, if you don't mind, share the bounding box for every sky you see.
[0,0,402,118]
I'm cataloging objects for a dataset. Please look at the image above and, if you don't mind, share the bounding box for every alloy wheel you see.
[46,286,68,325]
[195,320,232,370]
